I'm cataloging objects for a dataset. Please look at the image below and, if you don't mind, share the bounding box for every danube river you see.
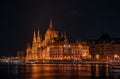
[0,63,120,79]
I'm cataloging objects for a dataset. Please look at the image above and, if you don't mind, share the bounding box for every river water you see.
[0,64,120,79]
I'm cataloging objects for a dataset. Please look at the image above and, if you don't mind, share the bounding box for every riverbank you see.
[25,61,110,65]
[0,60,110,65]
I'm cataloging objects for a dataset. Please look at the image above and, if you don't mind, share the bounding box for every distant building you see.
[25,19,89,63]
[89,33,120,61]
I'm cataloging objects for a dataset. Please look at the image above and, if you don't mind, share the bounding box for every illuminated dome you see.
[45,19,58,40]
[45,27,57,36]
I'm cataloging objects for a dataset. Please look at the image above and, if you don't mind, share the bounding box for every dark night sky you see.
[0,0,120,56]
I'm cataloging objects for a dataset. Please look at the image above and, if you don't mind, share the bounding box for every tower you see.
[63,32,67,43]
[37,30,42,48]
[44,18,58,46]
[50,18,53,28]
[32,30,37,58]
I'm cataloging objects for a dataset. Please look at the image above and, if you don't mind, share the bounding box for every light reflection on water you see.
[0,64,120,79]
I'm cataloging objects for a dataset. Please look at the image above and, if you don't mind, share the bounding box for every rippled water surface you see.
[0,64,120,79]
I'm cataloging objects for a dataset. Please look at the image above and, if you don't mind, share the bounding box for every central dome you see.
[45,27,57,36]
[45,19,58,40]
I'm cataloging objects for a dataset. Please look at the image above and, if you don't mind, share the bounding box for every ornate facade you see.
[89,33,120,61]
[25,19,89,63]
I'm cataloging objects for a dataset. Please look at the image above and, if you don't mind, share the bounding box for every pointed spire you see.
[37,30,40,38]
[50,18,53,28]
[64,32,67,43]
[37,30,41,42]
[33,30,37,44]
[32,30,37,54]
[37,30,41,47]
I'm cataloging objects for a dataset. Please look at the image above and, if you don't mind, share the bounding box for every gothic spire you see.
[33,30,37,44]
[50,18,53,28]
[37,30,41,41]
[64,32,67,43]
[37,30,41,47]
[32,30,37,54]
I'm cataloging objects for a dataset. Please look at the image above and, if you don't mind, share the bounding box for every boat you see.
[109,59,120,69]
[25,61,36,64]
[109,68,120,73]
[109,62,120,73]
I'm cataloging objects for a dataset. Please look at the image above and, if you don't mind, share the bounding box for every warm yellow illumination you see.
[89,55,91,60]
[25,19,90,63]
[114,54,118,58]
[96,54,99,60]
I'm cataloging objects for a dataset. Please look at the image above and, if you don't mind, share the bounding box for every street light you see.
[114,54,118,58]
[89,55,91,60]
[96,54,99,60]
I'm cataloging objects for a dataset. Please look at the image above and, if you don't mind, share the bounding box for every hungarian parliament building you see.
[25,19,89,63]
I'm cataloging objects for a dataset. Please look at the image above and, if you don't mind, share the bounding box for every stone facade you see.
[89,33,120,61]
[25,19,89,63]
